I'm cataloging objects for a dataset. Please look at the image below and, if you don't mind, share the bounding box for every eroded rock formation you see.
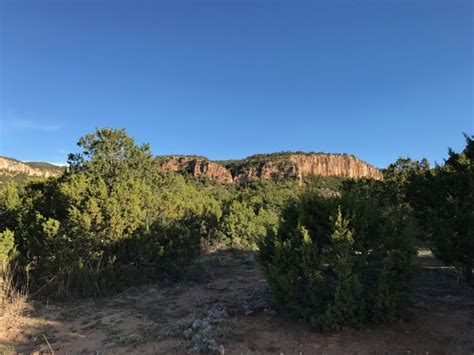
[289,154,383,180]
[157,156,233,183]
[157,153,383,184]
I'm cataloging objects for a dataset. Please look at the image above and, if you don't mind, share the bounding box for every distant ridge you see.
[1,152,383,187]
[157,152,383,184]
[0,156,64,185]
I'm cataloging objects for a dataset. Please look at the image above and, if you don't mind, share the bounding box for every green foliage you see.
[304,175,344,197]
[155,155,209,163]
[0,171,30,187]
[67,128,156,185]
[214,180,300,249]
[409,135,474,283]
[0,229,16,266]
[3,129,224,297]
[382,157,431,225]
[0,182,21,232]
[383,157,431,183]
[239,180,300,212]
[381,135,474,284]
[259,182,418,331]
[217,201,261,249]
[61,174,155,243]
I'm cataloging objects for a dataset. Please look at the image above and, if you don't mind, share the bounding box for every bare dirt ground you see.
[1,249,473,354]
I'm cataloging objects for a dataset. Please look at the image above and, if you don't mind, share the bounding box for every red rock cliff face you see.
[157,154,382,184]
[232,162,295,183]
[157,157,233,183]
[289,154,383,180]
[231,155,382,183]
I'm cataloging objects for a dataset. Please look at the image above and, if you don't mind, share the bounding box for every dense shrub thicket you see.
[380,135,473,283]
[0,129,227,296]
[258,134,473,331]
[0,129,311,297]
[258,182,419,331]
[408,135,473,283]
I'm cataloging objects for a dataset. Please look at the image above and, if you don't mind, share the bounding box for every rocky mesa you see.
[1,153,382,186]
[157,153,383,184]
[157,156,234,183]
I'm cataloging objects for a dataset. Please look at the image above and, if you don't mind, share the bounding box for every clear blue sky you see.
[0,0,472,168]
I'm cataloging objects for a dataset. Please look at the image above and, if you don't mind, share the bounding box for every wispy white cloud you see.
[2,119,61,132]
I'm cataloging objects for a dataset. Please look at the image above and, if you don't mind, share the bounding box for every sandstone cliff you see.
[290,154,383,180]
[157,153,383,184]
[157,156,233,183]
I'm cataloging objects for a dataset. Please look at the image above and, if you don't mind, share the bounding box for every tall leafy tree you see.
[67,128,156,186]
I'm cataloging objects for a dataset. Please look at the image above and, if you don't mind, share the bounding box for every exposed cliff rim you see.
[156,152,383,184]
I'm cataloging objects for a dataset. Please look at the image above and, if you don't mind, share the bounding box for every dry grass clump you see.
[0,263,31,329]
